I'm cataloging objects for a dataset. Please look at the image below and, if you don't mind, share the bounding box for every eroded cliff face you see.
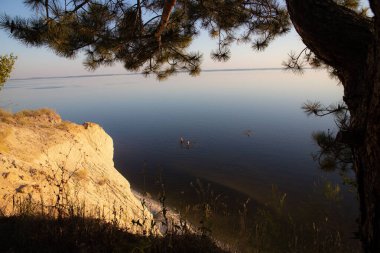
[0,109,153,234]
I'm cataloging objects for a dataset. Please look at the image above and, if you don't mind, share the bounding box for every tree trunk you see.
[355,49,380,253]
[285,1,380,252]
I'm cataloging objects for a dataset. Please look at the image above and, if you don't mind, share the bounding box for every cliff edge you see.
[0,109,153,234]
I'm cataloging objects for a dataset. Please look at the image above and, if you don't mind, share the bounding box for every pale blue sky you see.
[0,0,307,79]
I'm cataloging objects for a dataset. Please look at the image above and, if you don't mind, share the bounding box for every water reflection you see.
[1,69,355,215]
[1,69,362,251]
[0,70,348,198]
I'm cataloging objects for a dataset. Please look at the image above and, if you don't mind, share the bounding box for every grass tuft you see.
[0,202,226,253]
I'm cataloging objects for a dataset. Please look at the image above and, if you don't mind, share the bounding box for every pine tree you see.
[0,0,289,80]
[1,1,379,252]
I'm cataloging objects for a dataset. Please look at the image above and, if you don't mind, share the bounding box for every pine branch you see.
[302,101,348,117]
[155,0,177,49]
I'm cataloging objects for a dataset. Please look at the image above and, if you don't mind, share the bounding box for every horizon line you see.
[10,67,293,81]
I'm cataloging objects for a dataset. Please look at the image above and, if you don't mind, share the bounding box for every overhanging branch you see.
[155,0,176,49]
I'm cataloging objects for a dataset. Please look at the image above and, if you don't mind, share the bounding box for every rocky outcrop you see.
[0,109,154,234]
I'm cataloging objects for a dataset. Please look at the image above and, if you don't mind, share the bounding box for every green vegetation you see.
[0,1,290,80]
[2,0,380,251]
[0,54,17,88]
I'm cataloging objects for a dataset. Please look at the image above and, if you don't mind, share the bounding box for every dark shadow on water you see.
[118,160,361,253]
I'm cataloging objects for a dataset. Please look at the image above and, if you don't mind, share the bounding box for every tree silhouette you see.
[0,0,289,80]
[1,0,379,252]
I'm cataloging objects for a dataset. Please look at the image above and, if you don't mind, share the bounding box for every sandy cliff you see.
[0,109,153,234]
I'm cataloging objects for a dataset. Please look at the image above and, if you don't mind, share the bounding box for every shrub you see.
[0,54,17,87]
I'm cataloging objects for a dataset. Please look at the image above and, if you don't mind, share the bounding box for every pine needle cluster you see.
[0,0,290,79]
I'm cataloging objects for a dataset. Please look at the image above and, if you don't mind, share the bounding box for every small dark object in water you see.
[243,129,253,137]
[179,137,192,149]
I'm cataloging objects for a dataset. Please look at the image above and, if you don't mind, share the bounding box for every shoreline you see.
[132,189,235,252]
[132,189,189,234]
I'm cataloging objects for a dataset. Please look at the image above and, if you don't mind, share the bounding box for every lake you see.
[1,69,359,250]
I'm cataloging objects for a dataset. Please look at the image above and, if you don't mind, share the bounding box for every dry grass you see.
[0,108,63,161]
[14,108,61,125]
[0,108,61,126]
[0,108,78,158]
[0,215,226,253]
[13,108,58,118]
[0,127,11,153]
[0,109,12,153]
[0,196,227,253]
[56,120,73,131]
[0,108,12,118]
[0,108,14,124]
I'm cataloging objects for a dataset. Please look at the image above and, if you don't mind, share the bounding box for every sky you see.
[0,0,307,79]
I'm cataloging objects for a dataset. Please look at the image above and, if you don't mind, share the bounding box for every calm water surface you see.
[1,69,358,223]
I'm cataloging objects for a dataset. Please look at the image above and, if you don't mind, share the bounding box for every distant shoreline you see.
[9,67,309,81]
